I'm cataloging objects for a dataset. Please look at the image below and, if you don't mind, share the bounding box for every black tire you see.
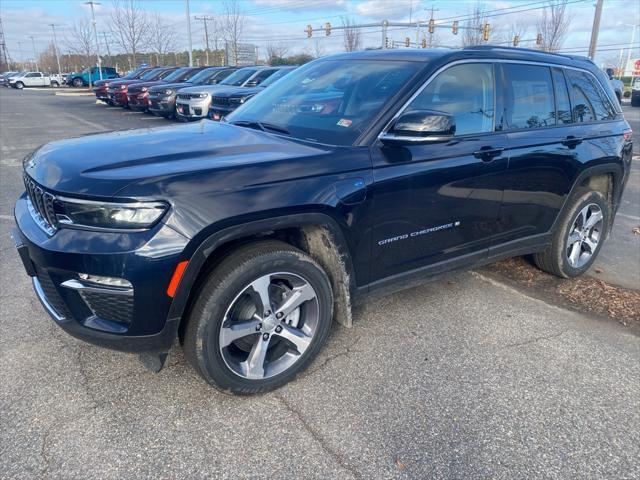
[72,77,84,88]
[51,81,59,88]
[14,81,24,90]
[533,190,609,278]
[183,241,333,394]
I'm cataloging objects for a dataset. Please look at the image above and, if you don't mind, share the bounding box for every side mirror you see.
[605,68,614,80]
[380,110,456,146]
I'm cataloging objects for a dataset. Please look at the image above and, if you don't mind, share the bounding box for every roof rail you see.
[462,44,592,63]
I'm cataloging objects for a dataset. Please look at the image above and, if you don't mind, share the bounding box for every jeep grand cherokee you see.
[12,47,632,394]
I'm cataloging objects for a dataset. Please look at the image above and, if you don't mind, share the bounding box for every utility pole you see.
[185,0,193,66]
[588,0,603,60]
[0,17,9,70]
[85,1,102,85]
[195,15,214,66]
[48,24,62,79]
[17,40,23,69]
[624,24,638,78]
[29,35,38,71]
[101,32,111,59]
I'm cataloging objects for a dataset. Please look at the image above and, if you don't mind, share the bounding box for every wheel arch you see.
[552,163,622,234]
[167,212,357,334]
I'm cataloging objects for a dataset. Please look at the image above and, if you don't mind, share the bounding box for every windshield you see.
[221,68,257,86]
[187,68,218,83]
[259,68,295,88]
[226,60,420,146]
[140,69,162,80]
[162,67,192,82]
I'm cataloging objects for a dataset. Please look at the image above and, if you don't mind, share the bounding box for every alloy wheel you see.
[218,272,319,380]
[566,203,603,268]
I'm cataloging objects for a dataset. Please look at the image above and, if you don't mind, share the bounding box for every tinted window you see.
[502,64,555,129]
[221,69,257,86]
[408,63,494,135]
[162,67,192,82]
[227,60,420,146]
[252,69,276,84]
[552,68,572,124]
[260,68,295,87]
[565,69,615,122]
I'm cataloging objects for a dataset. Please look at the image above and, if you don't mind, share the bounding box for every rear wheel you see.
[183,241,333,394]
[51,81,59,87]
[72,77,83,88]
[533,190,609,278]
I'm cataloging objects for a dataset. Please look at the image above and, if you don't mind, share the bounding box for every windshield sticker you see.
[337,118,352,128]
[378,221,461,246]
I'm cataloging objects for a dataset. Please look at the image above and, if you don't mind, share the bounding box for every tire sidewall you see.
[191,250,333,393]
[72,78,83,88]
[553,190,609,277]
[15,82,23,89]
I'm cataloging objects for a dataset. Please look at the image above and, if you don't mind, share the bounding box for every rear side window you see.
[552,68,572,125]
[502,64,555,130]
[565,70,615,122]
[252,69,277,84]
[409,63,494,136]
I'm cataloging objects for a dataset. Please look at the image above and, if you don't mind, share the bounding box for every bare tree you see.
[265,42,289,64]
[149,13,177,66]
[312,39,325,58]
[537,0,570,52]
[462,2,487,46]
[109,0,150,66]
[503,19,529,46]
[222,0,246,65]
[65,17,94,67]
[342,17,361,52]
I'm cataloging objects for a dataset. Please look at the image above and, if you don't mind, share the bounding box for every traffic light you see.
[305,25,312,38]
[482,23,490,42]
[421,38,427,49]
[405,37,410,47]
[452,20,459,35]
[385,36,390,49]
[324,22,331,36]
[536,33,543,45]
[428,19,435,34]
[513,35,519,47]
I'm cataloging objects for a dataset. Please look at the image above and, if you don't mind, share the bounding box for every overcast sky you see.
[1,0,639,68]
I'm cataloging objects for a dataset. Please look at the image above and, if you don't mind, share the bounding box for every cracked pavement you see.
[1,89,639,480]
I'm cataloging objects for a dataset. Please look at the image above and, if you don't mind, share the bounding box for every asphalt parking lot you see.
[1,88,639,480]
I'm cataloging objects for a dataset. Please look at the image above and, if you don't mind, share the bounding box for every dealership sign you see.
[624,58,640,76]
[225,42,258,67]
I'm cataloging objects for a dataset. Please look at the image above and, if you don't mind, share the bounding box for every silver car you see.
[175,66,280,121]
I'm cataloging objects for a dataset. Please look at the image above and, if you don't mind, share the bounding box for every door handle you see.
[562,136,583,148]
[473,146,504,161]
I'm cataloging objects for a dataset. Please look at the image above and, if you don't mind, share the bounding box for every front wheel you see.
[51,81,59,87]
[183,241,333,394]
[534,190,609,278]
[71,77,84,88]
[14,81,24,90]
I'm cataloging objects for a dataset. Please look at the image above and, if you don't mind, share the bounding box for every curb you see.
[55,91,95,97]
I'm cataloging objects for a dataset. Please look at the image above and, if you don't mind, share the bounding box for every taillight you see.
[623,129,632,141]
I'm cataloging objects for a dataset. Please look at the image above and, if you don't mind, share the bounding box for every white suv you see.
[175,67,279,121]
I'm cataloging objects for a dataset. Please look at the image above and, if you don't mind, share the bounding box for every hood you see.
[178,84,232,95]
[24,121,327,197]
[128,80,166,92]
[108,79,145,89]
[212,86,262,98]
[148,81,190,93]
[93,79,114,88]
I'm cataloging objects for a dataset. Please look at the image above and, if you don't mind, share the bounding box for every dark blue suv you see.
[12,47,633,393]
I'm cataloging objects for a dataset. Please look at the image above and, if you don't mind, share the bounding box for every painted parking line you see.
[139,116,164,120]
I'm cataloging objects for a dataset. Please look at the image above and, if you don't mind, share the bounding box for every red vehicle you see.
[127,67,205,112]
[93,67,152,105]
[107,67,176,108]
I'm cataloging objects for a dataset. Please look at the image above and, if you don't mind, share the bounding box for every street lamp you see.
[85,1,102,86]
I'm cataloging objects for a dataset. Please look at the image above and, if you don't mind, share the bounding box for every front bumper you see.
[108,90,128,106]
[148,95,176,116]
[175,98,210,119]
[209,105,236,121]
[13,194,189,353]
[127,92,149,110]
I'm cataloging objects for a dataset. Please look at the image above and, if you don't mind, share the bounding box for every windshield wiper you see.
[229,121,290,136]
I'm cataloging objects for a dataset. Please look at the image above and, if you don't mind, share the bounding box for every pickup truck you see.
[9,72,63,89]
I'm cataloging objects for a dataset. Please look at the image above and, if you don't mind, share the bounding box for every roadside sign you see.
[225,42,257,67]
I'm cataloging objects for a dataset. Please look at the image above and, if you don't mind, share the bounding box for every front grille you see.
[212,96,229,105]
[80,290,133,324]
[36,267,71,319]
[177,93,204,100]
[24,174,58,234]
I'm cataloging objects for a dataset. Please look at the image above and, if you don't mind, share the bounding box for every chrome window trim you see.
[377,58,620,141]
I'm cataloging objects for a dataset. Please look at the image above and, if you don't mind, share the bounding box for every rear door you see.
[495,63,618,247]
[370,62,508,281]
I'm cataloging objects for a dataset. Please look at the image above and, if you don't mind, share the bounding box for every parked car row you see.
[92,65,297,121]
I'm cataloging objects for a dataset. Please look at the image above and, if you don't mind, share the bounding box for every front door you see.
[370,62,508,282]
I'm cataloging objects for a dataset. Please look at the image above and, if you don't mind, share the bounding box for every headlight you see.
[196,93,208,99]
[229,96,246,104]
[55,197,168,230]
[119,84,127,90]
[162,89,174,95]
[141,87,148,92]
